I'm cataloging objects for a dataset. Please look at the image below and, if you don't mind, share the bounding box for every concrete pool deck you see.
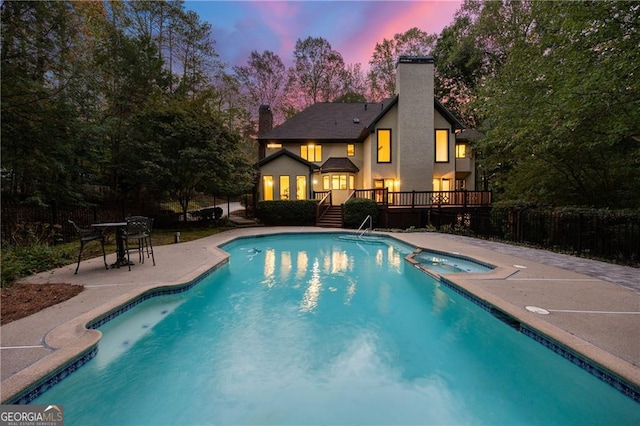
[1,227,639,403]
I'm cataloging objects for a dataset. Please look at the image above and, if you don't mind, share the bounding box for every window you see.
[263,175,274,200]
[323,175,330,190]
[347,144,355,156]
[296,176,307,200]
[374,178,395,203]
[332,175,340,190]
[266,143,282,149]
[435,129,449,162]
[327,174,353,190]
[377,129,391,163]
[433,178,451,191]
[455,143,467,159]
[279,176,290,200]
[374,179,384,203]
[301,144,322,162]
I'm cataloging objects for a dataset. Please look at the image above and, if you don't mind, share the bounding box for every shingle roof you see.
[256,149,319,170]
[259,101,392,142]
[259,97,464,143]
[456,128,484,141]
[320,157,360,173]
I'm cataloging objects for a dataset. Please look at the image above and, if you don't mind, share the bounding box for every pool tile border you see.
[438,276,640,404]
[10,346,98,405]
[5,259,228,405]
[5,230,639,407]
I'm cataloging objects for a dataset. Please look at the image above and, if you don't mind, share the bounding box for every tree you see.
[339,63,369,102]
[367,27,436,101]
[233,50,287,124]
[1,1,88,203]
[285,36,346,111]
[172,9,222,95]
[475,0,640,207]
[432,12,485,127]
[126,96,251,221]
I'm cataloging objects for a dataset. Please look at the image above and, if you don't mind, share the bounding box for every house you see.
[256,56,491,227]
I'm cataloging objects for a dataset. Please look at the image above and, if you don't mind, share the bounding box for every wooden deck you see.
[352,189,492,208]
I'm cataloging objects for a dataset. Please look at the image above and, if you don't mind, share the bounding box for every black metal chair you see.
[122,216,155,270]
[69,220,108,274]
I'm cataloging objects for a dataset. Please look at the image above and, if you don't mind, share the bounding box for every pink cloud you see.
[337,1,462,67]
[250,1,302,54]
[188,1,462,71]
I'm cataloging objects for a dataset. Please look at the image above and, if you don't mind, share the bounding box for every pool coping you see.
[2,228,639,405]
[1,256,230,404]
[404,255,640,402]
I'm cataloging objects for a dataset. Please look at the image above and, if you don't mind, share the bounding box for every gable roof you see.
[258,100,393,142]
[435,99,465,130]
[367,96,464,131]
[259,97,464,144]
[320,157,360,173]
[256,149,319,170]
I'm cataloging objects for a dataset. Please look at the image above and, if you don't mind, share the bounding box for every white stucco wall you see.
[260,155,313,200]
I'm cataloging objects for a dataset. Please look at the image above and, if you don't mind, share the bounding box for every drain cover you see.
[526,306,550,315]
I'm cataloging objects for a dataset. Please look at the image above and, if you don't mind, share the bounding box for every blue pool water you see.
[415,250,494,274]
[32,234,640,424]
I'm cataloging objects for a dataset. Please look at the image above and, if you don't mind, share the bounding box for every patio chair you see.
[69,220,108,274]
[122,216,155,271]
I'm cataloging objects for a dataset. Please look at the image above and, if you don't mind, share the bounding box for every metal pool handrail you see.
[357,215,372,238]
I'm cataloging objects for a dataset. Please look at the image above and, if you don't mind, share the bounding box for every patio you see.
[1,227,638,404]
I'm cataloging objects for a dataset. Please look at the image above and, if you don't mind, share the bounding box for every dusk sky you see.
[184,1,463,71]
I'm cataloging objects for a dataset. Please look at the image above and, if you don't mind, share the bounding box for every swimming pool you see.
[31,233,640,424]
[413,249,494,274]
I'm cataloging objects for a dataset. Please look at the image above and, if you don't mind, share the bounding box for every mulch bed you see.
[1,283,84,325]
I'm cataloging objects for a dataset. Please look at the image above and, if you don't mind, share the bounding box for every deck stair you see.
[316,206,343,228]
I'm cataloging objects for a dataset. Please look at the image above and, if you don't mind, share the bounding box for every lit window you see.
[296,176,307,200]
[347,144,355,156]
[455,143,467,159]
[301,144,322,162]
[279,176,290,200]
[433,178,451,191]
[332,175,340,190]
[263,176,274,200]
[349,175,355,190]
[323,175,330,190]
[377,129,391,163]
[435,129,449,162]
[267,143,282,149]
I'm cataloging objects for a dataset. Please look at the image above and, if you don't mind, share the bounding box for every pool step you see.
[316,206,343,228]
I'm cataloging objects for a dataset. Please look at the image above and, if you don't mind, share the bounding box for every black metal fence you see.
[1,194,254,245]
[3,199,637,265]
[430,208,640,266]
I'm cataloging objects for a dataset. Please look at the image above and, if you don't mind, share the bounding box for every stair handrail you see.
[357,215,372,238]
[344,190,356,204]
[317,190,332,222]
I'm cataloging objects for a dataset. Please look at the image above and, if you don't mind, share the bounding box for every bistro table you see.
[91,222,130,268]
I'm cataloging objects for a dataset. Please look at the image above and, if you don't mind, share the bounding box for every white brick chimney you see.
[396,56,435,191]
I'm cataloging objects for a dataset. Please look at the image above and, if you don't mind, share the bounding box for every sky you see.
[184,1,463,71]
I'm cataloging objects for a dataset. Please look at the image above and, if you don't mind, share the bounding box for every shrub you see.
[343,198,379,228]
[152,210,180,228]
[1,244,75,287]
[256,200,318,225]
[191,207,224,221]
